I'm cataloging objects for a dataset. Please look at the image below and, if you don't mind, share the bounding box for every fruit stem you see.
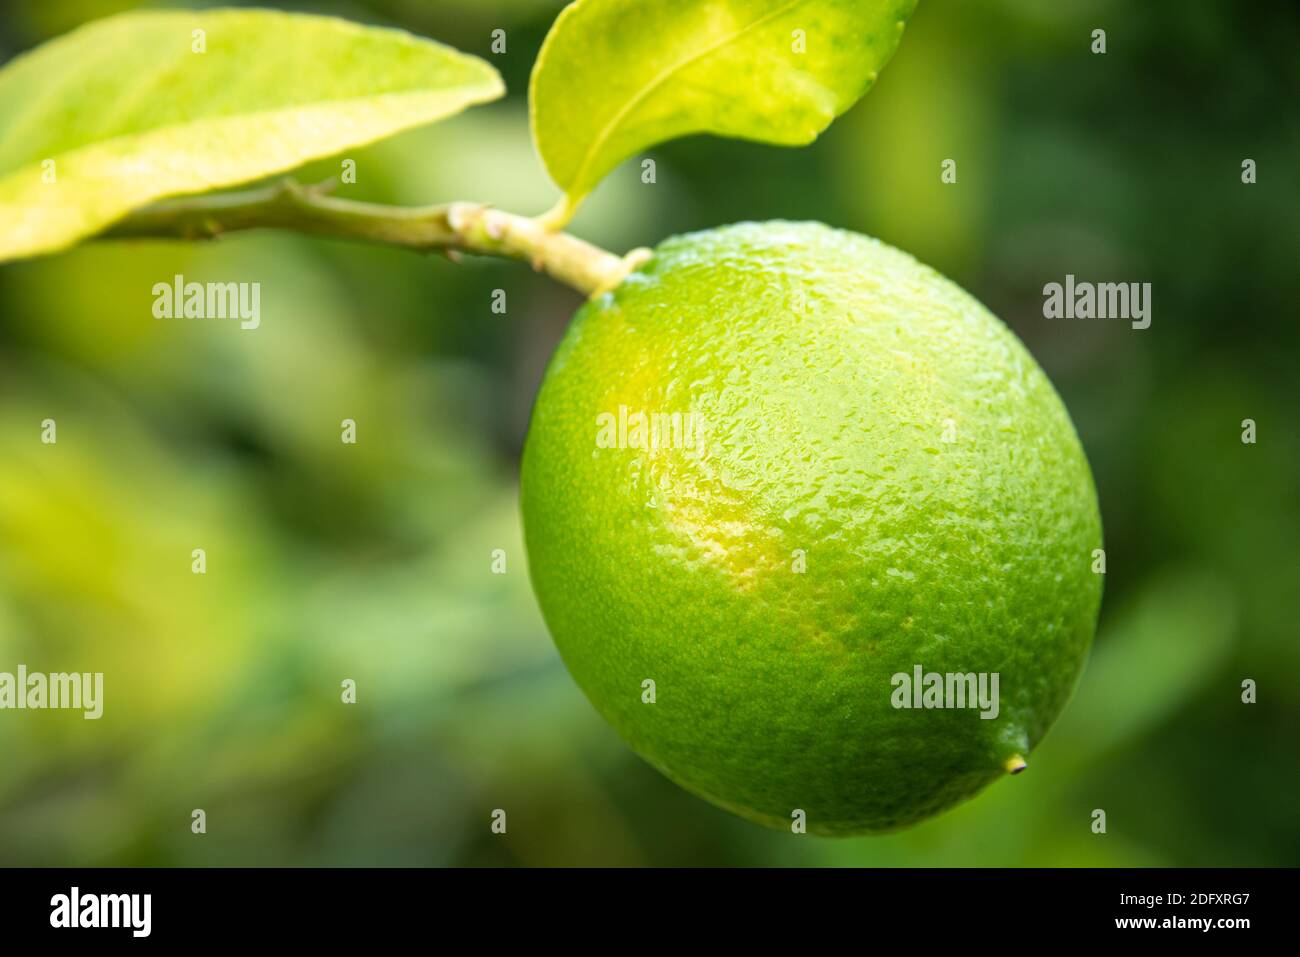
[103,178,645,298]
[1004,754,1028,775]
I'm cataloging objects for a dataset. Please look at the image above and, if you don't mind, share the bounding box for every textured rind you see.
[521,222,1103,834]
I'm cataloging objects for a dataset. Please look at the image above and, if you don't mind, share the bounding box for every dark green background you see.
[0,0,1296,866]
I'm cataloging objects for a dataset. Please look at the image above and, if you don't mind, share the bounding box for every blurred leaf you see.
[1041,568,1237,770]
[832,0,995,272]
[530,0,916,217]
[0,8,503,261]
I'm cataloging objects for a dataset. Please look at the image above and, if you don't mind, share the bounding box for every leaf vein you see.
[566,0,809,194]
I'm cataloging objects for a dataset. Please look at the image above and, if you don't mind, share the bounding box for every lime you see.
[521,221,1103,834]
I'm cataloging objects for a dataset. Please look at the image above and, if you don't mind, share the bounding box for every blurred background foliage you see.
[1,0,1297,866]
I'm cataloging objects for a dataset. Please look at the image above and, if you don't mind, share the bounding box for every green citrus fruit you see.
[521,221,1103,835]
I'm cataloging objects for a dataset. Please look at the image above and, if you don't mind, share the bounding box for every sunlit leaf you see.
[530,0,917,220]
[0,8,504,261]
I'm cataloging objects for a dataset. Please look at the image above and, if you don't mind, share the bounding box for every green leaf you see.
[530,0,917,222]
[0,8,504,262]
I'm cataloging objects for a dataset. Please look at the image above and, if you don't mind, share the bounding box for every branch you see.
[103,180,649,298]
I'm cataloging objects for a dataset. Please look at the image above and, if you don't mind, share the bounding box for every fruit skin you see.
[521,222,1103,835]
